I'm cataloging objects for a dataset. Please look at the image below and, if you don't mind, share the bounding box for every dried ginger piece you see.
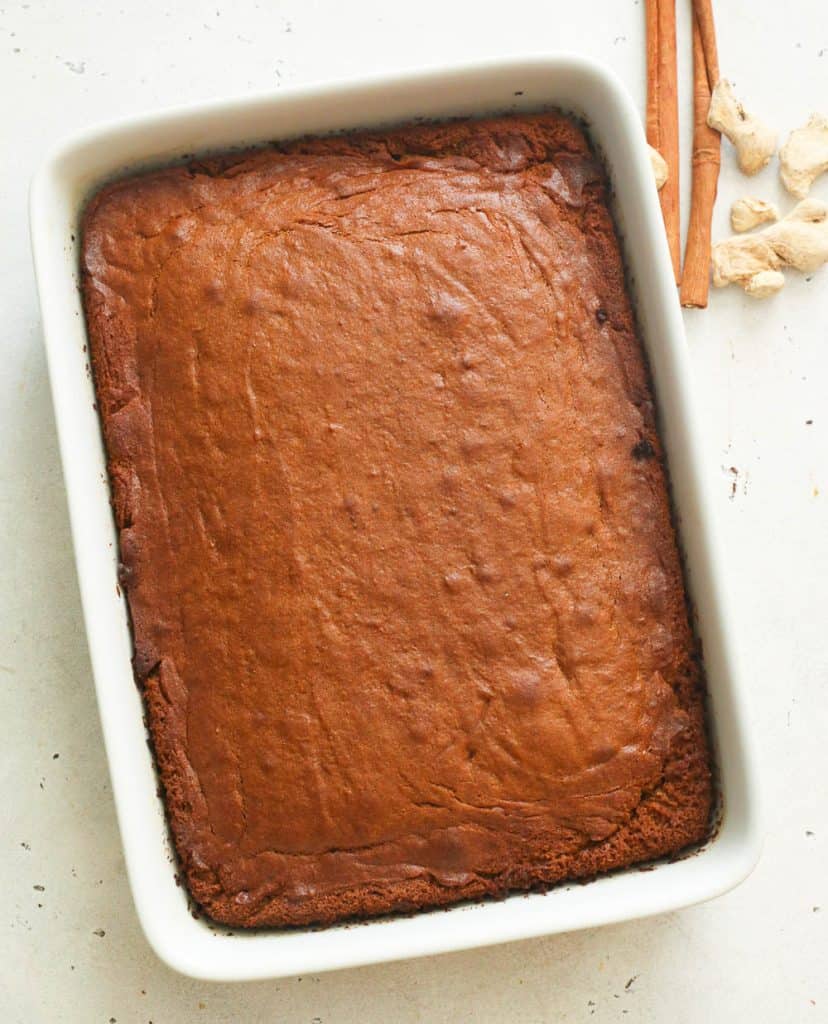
[707,80,776,175]
[730,197,778,233]
[780,114,828,198]
[712,198,828,297]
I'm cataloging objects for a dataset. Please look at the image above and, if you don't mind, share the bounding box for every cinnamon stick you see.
[645,0,661,152]
[680,0,722,308]
[693,0,720,86]
[646,0,681,283]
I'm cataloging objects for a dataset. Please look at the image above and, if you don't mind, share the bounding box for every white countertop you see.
[2,0,827,1020]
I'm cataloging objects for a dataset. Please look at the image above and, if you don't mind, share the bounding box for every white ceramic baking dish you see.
[30,55,761,982]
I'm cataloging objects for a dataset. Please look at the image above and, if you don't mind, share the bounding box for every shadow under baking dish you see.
[30,55,761,981]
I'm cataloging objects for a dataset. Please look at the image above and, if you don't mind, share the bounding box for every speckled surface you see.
[4,0,828,1019]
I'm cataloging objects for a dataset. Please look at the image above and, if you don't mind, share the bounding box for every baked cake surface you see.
[81,112,711,927]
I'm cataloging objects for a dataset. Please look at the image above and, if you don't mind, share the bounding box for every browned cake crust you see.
[81,112,712,928]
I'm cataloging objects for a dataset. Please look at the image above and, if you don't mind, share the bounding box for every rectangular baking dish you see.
[30,55,761,982]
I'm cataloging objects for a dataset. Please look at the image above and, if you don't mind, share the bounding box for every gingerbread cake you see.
[81,112,712,927]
